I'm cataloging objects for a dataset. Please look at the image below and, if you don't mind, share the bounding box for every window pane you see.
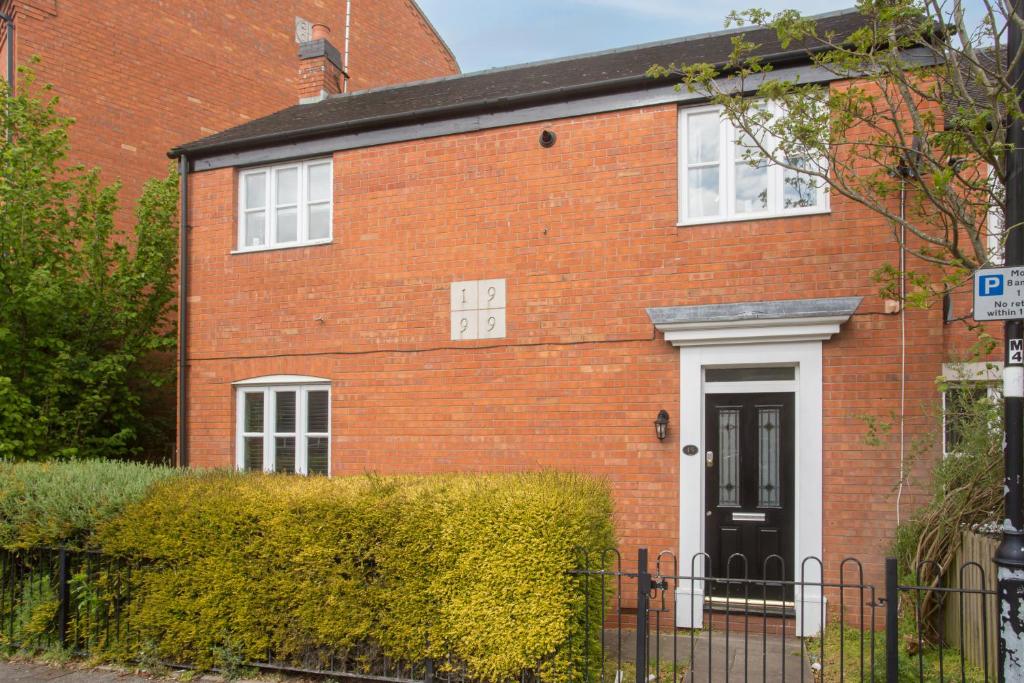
[308,437,329,475]
[735,159,769,213]
[717,407,740,507]
[276,391,296,432]
[243,392,264,432]
[687,167,720,218]
[276,167,298,205]
[244,437,264,471]
[244,212,266,247]
[706,366,795,382]
[945,383,992,454]
[758,407,782,508]
[244,172,266,210]
[687,112,719,164]
[307,390,329,433]
[308,203,331,240]
[275,437,295,473]
[308,163,331,203]
[784,158,820,209]
[276,207,298,243]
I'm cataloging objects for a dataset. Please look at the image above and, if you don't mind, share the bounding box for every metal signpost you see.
[983,2,1024,677]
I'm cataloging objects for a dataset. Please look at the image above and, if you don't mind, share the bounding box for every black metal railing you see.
[1,546,134,656]
[569,548,998,683]
[1,545,1001,682]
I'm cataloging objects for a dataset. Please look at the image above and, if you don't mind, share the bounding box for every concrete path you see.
[600,630,815,683]
[0,661,271,683]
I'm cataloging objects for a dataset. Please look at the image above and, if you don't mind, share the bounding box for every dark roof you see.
[171,8,865,160]
[944,47,1004,128]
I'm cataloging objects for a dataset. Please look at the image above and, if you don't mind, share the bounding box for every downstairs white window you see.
[941,362,1001,458]
[236,382,330,475]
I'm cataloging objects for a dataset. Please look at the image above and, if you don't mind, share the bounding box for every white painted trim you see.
[234,375,330,386]
[941,361,1003,382]
[658,316,850,347]
[676,341,825,636]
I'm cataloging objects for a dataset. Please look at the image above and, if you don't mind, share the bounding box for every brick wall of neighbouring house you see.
[9,0,457,225]
[183,102,952,590]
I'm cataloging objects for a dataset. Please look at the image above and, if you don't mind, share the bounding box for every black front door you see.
[705,392,795,600]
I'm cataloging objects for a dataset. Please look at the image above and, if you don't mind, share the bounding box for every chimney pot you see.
[311,23,331,41]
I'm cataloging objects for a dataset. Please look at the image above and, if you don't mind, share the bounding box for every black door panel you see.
[705,392,795,601]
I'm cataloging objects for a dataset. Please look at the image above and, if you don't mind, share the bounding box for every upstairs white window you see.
[236,381,331,475]
[237,159,333,251]
[987,165,1005,265]
[678,104,829,225]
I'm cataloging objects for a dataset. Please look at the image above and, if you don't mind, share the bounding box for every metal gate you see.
[567,548,997,682]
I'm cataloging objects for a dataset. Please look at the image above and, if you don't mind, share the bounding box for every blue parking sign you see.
[979,274,1004,296]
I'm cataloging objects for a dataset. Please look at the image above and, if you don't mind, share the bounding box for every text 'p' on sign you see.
[974,266,1024,321]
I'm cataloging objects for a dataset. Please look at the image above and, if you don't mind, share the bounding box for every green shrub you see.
[97,471,615,681]
[0,460,183,549]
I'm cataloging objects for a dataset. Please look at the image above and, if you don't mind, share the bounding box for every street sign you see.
[974,266,1024,320]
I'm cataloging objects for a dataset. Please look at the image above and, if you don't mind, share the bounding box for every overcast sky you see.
[416,0,991,74]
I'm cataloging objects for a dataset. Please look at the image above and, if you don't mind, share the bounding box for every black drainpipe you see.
[177,154,189,468]
[0,7,13,100]
[0,9,12,97]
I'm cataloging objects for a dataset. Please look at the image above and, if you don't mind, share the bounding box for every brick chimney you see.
[297,23,345,104]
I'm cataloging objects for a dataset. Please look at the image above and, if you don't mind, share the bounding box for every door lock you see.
[705,450,714,468]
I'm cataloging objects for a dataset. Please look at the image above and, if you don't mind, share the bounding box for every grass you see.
[812,622,990,682]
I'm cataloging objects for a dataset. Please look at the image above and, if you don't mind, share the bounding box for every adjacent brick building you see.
[0,0,457,226]
[0,0,458,458]
[171,10,987,633]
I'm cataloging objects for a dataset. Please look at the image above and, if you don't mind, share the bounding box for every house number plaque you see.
[450,279,506,340]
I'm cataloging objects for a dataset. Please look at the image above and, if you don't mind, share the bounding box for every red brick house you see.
[170,9,980,634]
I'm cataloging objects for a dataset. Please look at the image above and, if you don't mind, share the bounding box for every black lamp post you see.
[654,410,669,441]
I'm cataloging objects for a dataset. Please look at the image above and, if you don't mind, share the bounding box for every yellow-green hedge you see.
[97,471,615,680]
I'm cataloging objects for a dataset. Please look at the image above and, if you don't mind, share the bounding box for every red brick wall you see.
[184,103,954,588]
[9,0,457,223]
[347,0,458,91]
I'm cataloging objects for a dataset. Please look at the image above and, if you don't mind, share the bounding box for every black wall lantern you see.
[654,410,669,441]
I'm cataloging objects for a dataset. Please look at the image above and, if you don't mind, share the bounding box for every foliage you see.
[815,620,989,682]
[96,471,616,681]
[0,66,179,461]
[889,365,1002,635]
[650,0,1018,309]
[0,460,183,550]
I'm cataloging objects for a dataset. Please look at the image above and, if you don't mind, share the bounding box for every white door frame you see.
[648,297,860,637]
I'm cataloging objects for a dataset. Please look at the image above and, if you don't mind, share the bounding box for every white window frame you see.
[236,158,333,253]
[235,382,331,475]
[941,362,1002,458]
[987,165,1005,265]
[678,103,830,226]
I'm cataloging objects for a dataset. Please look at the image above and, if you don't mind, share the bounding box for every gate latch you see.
[705,450,714,468]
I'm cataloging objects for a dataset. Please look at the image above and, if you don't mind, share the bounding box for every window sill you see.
[231,239,333,255]
[677,206,831,227]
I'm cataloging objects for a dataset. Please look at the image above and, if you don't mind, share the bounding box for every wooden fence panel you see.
[943,530,998,672]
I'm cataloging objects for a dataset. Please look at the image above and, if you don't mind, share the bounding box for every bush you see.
[0,460,183,550]
[97,471,615,681]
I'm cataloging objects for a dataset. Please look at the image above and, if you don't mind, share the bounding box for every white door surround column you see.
[647,297,861,636]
